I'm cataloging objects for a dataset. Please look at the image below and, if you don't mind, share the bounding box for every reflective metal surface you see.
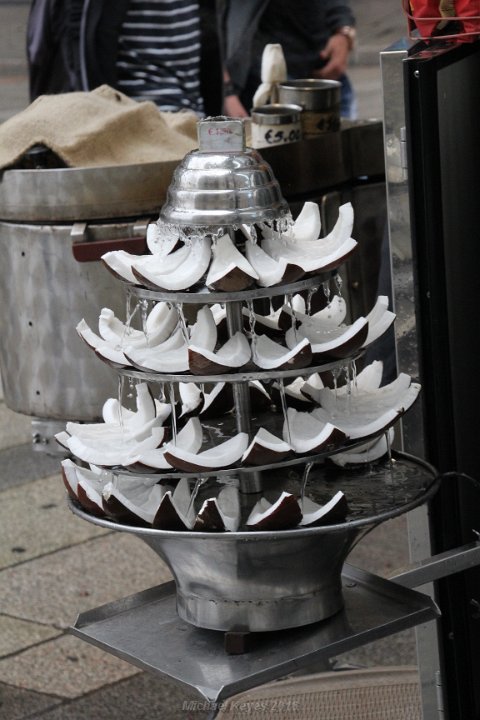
[0,220,126,419]
[71,565,439,703]
[69,452,440,632]
[160,118,289,227]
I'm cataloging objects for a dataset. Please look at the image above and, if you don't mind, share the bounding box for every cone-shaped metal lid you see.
[159,117,289,228]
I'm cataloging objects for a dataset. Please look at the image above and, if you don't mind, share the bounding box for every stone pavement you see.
[0,2,421,718]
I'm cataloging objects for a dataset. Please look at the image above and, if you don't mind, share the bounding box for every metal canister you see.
[250,104,303,149]
[278,79,341,138]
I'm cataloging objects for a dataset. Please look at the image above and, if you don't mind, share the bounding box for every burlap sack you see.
[0,85,199,171]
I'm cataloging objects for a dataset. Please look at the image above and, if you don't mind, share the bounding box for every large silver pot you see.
[0,219,143,420]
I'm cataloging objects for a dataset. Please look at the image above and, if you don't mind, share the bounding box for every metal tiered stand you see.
[63,118,444,708]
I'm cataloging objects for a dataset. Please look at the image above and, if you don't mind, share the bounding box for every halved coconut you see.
[299,491,348,526]
[242,428,292,465]
[362,295,396,347]
[179,382,204,418]
[244,238,304,287]
[164,432,249,473]
[124,330,189,373]
[193,486,241,532]
[146,219,183,255]
[261,202,357,274]
[189,305,218,352]
[303,360,384,404]
[286,316,368,361]
[153,478,195,530]
[246,491,302,530]
[284,408,346,454]
[270,376,313,411]
[249,379,272,412]
[241,304,283,338]
[102,475,167,525]
[101,249,142,284]
[329,427,395,467]
[189,332,251,375]
[253,334,312,370]
[136,417,203,470]
[278,294,347,333]
[67,463,110,517]
[132,237,211,291]
[206,234,259,291]
[291,201,322,243]
[61,458,83,500]
[66,383,161,443]
[65,426,165,468]
[76,319,129,368]
[312,374,421,440]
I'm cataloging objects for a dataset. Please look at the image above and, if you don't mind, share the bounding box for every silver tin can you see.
[250,103,303,149]
[278,79,341,138]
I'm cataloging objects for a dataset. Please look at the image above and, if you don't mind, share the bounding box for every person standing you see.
[222,0,357,118]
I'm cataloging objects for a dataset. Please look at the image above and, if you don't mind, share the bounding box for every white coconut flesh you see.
[179,382,203,416]
[61,458,81,496]
[206,234,259,287]
[103,478,167,524]
[241,303,282,332]
[244,239,289,287]
[189,332,251,370]
[189,305,218,352]
[65,426,165,467]
[330,427,395,466]
[146,219,182,255]
[132,237,211,290]
[283,294,347,330]
[242,428,291,463]
[291,201,322,243]
[125,342,189,373]
[101,250,141,284]
[286,316,368,354]
[165,432,249,471]
[363,296,396,347]
[136,417,203,470]
[300,372,326,402]
[76,319,129,366]
[253,334,311,370]
[283,408,342,453]
[312,379,420,439]
[317,372,415,415]
[299,491,347,526]
[261,203,357,272]
[134,242,190,274]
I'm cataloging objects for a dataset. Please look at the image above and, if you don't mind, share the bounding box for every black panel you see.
[405,41,480,719]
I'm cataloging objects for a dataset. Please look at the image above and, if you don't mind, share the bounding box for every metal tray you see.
[71,564,439,704]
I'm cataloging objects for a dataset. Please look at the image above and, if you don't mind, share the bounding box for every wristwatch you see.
[335,25,356,51]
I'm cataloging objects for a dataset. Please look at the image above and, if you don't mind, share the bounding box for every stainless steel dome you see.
[159,117,290,228]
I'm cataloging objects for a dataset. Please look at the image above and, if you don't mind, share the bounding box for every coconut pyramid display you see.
[60,117,430,633]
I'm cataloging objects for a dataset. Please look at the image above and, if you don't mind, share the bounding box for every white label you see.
[198,119,245,152]
[251,121,302,149]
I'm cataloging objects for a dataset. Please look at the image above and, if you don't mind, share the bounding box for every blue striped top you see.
[116,0,204,114]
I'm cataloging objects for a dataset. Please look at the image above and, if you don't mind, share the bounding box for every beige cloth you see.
[0,85,199,170]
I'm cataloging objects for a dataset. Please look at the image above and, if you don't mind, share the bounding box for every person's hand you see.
[314,34,350,80]
[223,94,249,118]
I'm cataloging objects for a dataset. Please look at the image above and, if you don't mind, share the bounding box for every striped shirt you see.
[116,0,204,114]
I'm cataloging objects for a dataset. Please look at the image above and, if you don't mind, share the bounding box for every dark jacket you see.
[27,0,223,115]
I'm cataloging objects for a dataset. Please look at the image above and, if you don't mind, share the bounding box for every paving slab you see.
[0,474,107,570]
[0,533,172,628]
[0,681,63,720]
[0,403,32,452]
[30,670,211,720]
[0,443,64,491]
[0,614,60,657]
[0,633,139,698]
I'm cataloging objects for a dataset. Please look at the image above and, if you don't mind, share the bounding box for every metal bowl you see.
[68,452,440,632]
[160,117,290,228]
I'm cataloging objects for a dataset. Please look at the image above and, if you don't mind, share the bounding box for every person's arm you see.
[223,72,249,117]
[314,1,356,80]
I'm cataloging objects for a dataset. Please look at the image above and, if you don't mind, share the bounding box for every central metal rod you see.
[225,299,262,495]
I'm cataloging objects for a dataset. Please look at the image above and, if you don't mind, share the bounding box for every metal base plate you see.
[70,564,439,704]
